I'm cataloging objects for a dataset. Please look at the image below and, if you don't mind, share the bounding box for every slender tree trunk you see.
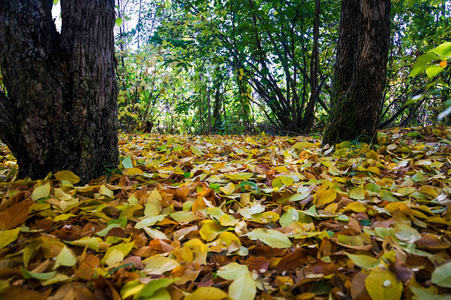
[0,0,118,182]
[322,0,391,145]
[300,0,320,133]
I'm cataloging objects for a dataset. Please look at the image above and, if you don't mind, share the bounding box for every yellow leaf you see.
[396,187,416,196]
[105,248,125,266]
[246,228,291,248]
[185,287,229,300]
[251,211,280,224]
[142,256,180,275]
[365,268,403,300]
[218,232,241,246]
[70,237,101,252]
[99,185,114,197]
[366,166,381,175]
[124,168,144,175]
[101,242,134,265]
[53,213,76,222]
[148,188,163,202]
[419,186,438,199]
[53,246,77,269]
[293,142,315,150]
[219,214,238,226]
[0,227,20,250]
[54,170,80,184]
[170,211,200,224]
[184,239,208,265]
[272,175,294,188]
[224,172,253,181]
[31,182,51,201]
[23,240,40,268]
[440,61,447,68]
[349,187,366,200]
[200,220,223,242]
[220,182,236,196]
[229,272,257,300]
[190,145,204,156]
[324,202,338,214]
[121,280,145,299]
[344,202,366,213]
[315,188,337,207]
[366,150,380,161]
[54,188,72,201]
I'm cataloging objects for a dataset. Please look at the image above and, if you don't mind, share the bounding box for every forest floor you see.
[0,127,451,300]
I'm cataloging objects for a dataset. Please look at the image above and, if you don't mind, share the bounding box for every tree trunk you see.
[322,0,391,145]
[0,0,118,182]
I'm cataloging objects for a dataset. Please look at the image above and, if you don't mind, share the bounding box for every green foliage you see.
[409,41,451,121]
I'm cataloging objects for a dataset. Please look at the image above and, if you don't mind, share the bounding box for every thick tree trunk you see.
[322,0,391,145]
[0,0,118,182]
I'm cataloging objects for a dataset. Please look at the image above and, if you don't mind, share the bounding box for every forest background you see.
[0,0,451,299]
[110,0,450,136]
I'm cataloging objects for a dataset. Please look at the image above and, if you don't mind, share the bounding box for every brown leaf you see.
[0,199,33,230]
[414,233,451,249]
[0,286,47,300]
[276,248,308,271]
[350,272,371,300]
[245,256,270,274]
[75,254,100,281]
[94,276,121,300]
[121,256,144,270]
[48,282,95,300]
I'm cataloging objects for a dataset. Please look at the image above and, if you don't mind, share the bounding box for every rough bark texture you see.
[0,0,118,182]
[322,0,391,145]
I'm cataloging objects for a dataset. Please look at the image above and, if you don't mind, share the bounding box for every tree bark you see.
[322,0,391,145]
[0,0,118,182]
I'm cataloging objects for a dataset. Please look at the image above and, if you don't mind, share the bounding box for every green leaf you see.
[31,182,51,201]
[380,190,398,202]
[409,53,439,77]
[21,267,57,280]
[429,42,451,57]
[115,17,123,27]
[426,65,445,79]
[345,252,379,270]
[409,286,449,300]
[246,228,291,248]
[280,207,299,227]
[432,261,451,288]
[95,223,121,237]
[135,277,179,298]
[122,156,134,169]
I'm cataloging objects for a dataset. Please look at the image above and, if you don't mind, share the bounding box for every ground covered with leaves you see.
[0,127,451,300]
